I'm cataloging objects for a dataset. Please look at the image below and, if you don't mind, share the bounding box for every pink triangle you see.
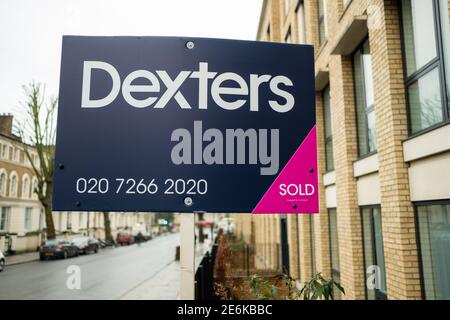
[252,126,318,214]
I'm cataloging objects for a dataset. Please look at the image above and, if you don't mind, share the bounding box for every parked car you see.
[133,231,152,243]
[0,249,5,272]
[116,232,134,246]
[98,239,116,248]
[71,236,99,254]
[39,239,79,260]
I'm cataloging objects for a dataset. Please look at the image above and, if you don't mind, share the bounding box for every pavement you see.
[0,233,180,300]
[119,260,180,300]
[5,251,39,266]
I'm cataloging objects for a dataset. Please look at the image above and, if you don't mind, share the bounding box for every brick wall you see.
[246,0,437,300]
[369,0,421,299]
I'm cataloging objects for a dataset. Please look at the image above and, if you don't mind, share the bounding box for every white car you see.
[0,249,5,272]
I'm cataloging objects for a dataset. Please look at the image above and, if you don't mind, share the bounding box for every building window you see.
[12,148,19,162]
[24,153,30,165]
[328,208,341,298]
[24,207,32,230]
[31,177,38,199]
[361,206,387,300]
[0,171,6,196]
[296,1,306,44]
[318,0,328,46]
[33,154,38,166]
[417,202,450,299]
[22,176,30,198]
[323,85,334,171]
[1,144,7,159]
[9,173,18,197]
[310,215,316,276]
[401,0,450,134]
[0,207,10,231]
[353,38,377,157]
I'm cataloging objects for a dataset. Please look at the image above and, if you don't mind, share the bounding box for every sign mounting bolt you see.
[58,163,64,170]
[184,196,193,207]
[186,41,195,49]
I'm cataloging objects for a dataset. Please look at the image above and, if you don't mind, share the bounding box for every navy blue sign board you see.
[53,36,317,213]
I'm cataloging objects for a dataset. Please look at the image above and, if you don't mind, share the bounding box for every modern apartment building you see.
[0,114,155,253]
[235,0,450,300]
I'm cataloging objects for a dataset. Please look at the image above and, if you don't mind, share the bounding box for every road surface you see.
[0,233,179,300]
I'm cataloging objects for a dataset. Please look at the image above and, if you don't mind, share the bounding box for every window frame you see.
[352,37,377,158]
[399,0,450,137]
[327,208,339,277]
[317,0,328,47]
[1,144,8,159]
[327,207,341,299]
[310,215,316,276]
[414,199,450,300]
[24,207,32,230]
[296,1,306,44]
[13,147,19,162]
[22,175,30,199]
[296,215,301,280]
[360,205,387,300]
[9,172,18,197]
[0,206,10,231]
[0,170,7,196]
[323,85,335,172]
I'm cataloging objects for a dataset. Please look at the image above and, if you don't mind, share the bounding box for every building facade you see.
[235,0,450,300]
[0,115,155,253]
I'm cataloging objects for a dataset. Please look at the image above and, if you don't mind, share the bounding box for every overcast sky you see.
[0,0,262,122]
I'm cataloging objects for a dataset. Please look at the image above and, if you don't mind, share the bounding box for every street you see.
[0,233,179,300]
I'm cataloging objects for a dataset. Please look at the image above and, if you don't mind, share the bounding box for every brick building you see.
[235,0,450,300]
[0,115,155,253]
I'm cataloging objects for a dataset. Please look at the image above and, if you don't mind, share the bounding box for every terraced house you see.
[234,0,450,300]
[0,114,155,253]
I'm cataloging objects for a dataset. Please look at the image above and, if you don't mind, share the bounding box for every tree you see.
[103,212,113,242]
[198,211,205,243]
[17,82,57,239]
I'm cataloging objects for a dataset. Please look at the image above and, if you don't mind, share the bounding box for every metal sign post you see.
[180,213,195,300]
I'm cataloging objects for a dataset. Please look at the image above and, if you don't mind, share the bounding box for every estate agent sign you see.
[53,36,317,213]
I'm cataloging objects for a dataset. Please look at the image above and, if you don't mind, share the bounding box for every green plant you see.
[249,275,278,300]
[247,273,345,300]
[298,273,345,300]
[282,274,297,299]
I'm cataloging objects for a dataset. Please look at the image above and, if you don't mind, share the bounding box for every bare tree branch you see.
[17,82,57,239]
